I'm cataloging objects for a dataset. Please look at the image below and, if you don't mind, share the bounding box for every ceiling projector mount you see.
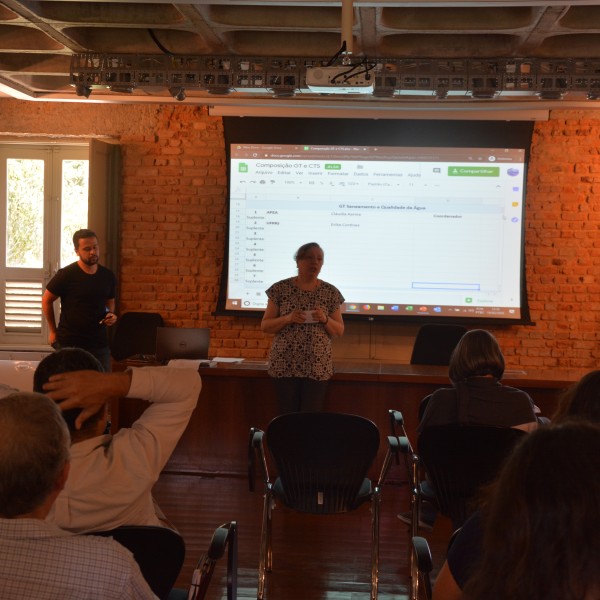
[68,1,600,103]
[306,62,376,95]
[306,4,376,95]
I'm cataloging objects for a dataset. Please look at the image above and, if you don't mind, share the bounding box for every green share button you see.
[448,166,500,177]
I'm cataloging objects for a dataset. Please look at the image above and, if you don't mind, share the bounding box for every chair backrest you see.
[410,324,467,365]
[109,311,164,361]
[266,412,380,514]
[188,521,238,600]
[417,425,525,527]
[90,525,185,600]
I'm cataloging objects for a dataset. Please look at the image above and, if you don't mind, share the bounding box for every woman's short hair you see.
[463,421,600,600]
[553,369,600,424]
[448,329,505,382]
[294,242,322,261]
[0,392,70,518]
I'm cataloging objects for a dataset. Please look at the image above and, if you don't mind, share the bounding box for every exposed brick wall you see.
[497,109,600,370]
[1,100,600,367]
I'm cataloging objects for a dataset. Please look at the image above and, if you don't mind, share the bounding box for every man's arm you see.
[41,289,59,345]
[120,366,201,474]
[43,369,132,429]
[45,366,201,476]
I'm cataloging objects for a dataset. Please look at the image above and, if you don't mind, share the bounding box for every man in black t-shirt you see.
[42,229,118,372]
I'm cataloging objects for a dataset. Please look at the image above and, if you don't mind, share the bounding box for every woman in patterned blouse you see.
[261,242,345,413]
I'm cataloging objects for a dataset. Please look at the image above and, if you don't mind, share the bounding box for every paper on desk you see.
[211,357,245,363]
[167,359,204,369]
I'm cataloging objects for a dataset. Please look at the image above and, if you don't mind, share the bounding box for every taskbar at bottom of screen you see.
[342,303,520,319]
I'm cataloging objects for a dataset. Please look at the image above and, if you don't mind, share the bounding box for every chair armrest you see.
[207,522,235,561]
[389,409,404,437]
[208,522,238,600]
[389,410,405,464]
[412,536,433,572]
[398,435,411,454]
[248,428,268,492]
[376,435,401,487]
[189,522,238,600]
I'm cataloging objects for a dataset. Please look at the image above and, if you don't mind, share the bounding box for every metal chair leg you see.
[409,453,421,600]
[257,488,273,600]
[370,489,381,600]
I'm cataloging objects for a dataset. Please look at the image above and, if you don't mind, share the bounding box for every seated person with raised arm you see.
[0,391,155,599]
[33,347,201,533]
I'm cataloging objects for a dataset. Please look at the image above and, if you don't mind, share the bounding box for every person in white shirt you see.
[33,348,201,533]
[0,391,155,600]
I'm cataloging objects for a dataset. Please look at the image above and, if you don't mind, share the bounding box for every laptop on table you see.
[155,327,210,364]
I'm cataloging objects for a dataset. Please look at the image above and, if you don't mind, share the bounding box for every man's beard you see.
[81,255,99,266]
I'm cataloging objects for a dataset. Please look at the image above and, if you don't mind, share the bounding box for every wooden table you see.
[112,360,584,478]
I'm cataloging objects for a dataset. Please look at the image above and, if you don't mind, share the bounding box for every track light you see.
[537,90,565,100]
[470,90,499,99]
[110,85,134,94]
[169,86,186,101]
[207,87,231,95]
[75,82,91,98]
[70,53,600,102]
[271,89,295,98]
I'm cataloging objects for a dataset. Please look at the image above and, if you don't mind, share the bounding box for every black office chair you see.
[416,425,526,530]
[248,412,400,600]
[109,311,164,361]
[389,412,524,600]
[188,521,238,600]
[410,324,467,365]
[90,525,185,599]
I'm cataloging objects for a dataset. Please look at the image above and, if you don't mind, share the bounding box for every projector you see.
[306,66,375,94]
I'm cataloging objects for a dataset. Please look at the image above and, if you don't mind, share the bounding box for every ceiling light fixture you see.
[169,86,186,101]
[271,89,295,98]
[207,87,231,95]
[110,85,134,94]
[75,82,91,98]
[537,90,565,100]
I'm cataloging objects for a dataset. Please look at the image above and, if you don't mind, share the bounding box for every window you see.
[0,139,120,350]
[0,144,89,347]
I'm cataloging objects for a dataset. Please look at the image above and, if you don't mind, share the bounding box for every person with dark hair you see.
[33,347,108,441]
[418,329,538,433]
[460,421,600,600]
[261,242,344,413]
[553,368,600,424]
[0,391,155,599]
[42,228,118,372]
[34,347,201,533]
[399,329,538,530]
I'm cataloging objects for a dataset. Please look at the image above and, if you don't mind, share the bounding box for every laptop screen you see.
[155,327,210,362]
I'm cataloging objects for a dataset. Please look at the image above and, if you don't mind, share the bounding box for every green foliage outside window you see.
[7,159,44,268]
